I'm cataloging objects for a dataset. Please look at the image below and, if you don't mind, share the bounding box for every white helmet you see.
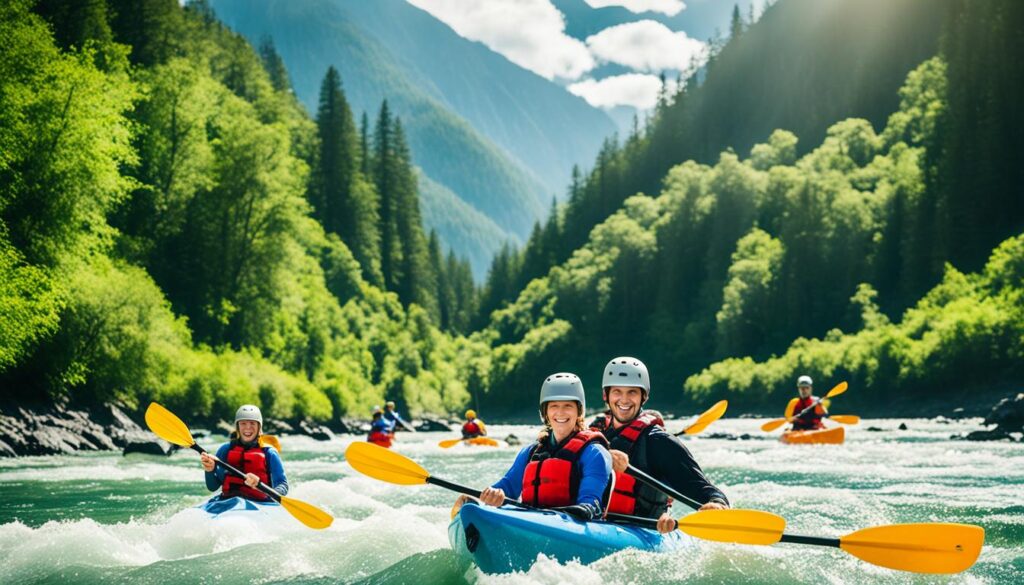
[602,357,650,396]
[797,375,813,387]
[234,404,263,426]
[539,373,586,419]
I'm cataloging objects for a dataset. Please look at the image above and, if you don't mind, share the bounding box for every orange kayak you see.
[465,437,499,447]
[781,426,845,445]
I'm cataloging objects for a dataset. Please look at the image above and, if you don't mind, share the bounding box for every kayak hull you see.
[448,502,695,574]
[781,426,845,444]
[199,496,283,518]
[465,437,499,447]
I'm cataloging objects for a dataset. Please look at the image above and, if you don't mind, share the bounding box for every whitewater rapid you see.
[1,418,1020,584]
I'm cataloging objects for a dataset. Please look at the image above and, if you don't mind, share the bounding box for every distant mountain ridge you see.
[211,0,618,278]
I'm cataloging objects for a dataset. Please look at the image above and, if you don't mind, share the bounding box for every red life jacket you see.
[521,430,609,508]
[590,411,671,516]
[221,443,271,501]
[368,431,393,448]
[462,420,482,438]
[792,396,824,429]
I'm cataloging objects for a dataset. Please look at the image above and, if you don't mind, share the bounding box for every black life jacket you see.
[521,430,609,508]
[221,441,271,501]
[590,410,671,518]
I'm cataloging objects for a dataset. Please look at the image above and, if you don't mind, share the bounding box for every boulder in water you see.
[983,393,1024,432]
[898,422,909,430]
[415,417,453,432]
[298,419,334,441]
[866,426,884,432]
[123,436,176,456]
[957,428,1012,442]
[504,434,521,446]
[263,418,294,435]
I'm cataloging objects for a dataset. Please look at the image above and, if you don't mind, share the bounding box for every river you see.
[1,417,1020,584]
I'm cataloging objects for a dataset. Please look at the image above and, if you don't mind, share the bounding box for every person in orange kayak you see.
[590,357,728,533]
[787,375,829,431]
[453,373,613,520]
[201,405,288,501]
[368,405,395,447]
[461,409,488,439]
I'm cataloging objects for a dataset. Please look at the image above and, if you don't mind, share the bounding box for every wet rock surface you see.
[415,417,453,432]
[0,402,144,457]
[955,392,1024,441]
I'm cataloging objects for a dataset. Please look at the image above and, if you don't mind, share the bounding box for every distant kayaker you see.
[787,375,829,431]
[368,405,395,447]
[461,409,487,439]
[453,373,613,520]
[590,357,729,533]
[383,401,411,431]
[201,404,288,501]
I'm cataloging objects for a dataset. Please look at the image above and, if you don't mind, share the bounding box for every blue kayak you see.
[199,496,283,518]
[448,502,696,574]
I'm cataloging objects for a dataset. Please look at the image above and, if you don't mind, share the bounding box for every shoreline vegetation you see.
[2,1,1022,435]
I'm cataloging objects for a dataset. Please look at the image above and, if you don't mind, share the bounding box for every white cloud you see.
[583,0,687,17]
[586,20,706,73]
[569,73,678,110]
[406,0,595,80]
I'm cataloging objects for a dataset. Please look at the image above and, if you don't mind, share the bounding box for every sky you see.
[405,0,759,111]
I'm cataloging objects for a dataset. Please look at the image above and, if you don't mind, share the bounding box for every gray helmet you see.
[539,373,586,418]
[602,357,650,395]
[797,375,813,387]
[234,404,263,426]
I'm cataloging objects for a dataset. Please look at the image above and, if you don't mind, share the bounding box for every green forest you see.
[1,0,1022,423]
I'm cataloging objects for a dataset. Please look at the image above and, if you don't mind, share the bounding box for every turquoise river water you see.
[0,417,1021,584]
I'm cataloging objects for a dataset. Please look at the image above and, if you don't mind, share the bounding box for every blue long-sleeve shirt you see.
[491,438,612,511]
[204,442,289,497]
[370,417,395,434]
[383,410,405,426]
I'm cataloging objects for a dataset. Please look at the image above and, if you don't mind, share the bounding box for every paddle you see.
[259,434,282,452]
[345,441,529,508]
[438,438,467,448]
[144,403,333,530]
[828,415,860,425]
[761,381,848,432]
[607,510,983,574]
[622,462,983,573]
[675,400,728,436]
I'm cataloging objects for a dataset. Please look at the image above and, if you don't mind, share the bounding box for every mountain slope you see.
[210,0,548,251]
[340,0,617,197]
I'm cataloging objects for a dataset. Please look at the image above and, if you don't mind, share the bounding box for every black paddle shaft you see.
[191,443,283,502]
[426,476,533,510]
[625,464,705,511]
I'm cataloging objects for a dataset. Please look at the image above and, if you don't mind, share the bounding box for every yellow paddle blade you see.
[830,415,860,425]
[144,403,196,448]
[259,434,282,452]
[825,381,848,399]
[438,438,465,448]
[840,523,984,574]
[345,441,430,485]
[279,495,333,530]
[761,418,788,432]
[677,509,785,545]
[684,400,728,435]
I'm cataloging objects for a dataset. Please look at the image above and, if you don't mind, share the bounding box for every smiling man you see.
[589,357,728,532]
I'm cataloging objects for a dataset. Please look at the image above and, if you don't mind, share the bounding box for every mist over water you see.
[1,418,1020,584]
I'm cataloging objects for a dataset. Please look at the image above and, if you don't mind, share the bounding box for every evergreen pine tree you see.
[258,35,290,92]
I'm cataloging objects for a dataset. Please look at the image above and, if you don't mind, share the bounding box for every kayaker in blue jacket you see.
[453,373,613,520]
[368,405,396,447]
[201,405,288,501]
[590,357,728,533]
[383,401,412,431]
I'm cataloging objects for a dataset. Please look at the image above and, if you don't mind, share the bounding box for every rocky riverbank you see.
[0,400,458,457]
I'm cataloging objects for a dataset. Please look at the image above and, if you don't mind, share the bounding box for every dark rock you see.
[739,433,752,440]
[957,428,1012,442]
[866,426,884,432]
[505,434,521,446]
[123,437,176,456]
[297,419,334,441]
[0,438,16,457]
[263,418,294,435]
[983,393,1024,432]
[191,429,211,439]
[898,423,908,430]
[415,417,453,432]
[324,417,358,434]
[216,419,235,435]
